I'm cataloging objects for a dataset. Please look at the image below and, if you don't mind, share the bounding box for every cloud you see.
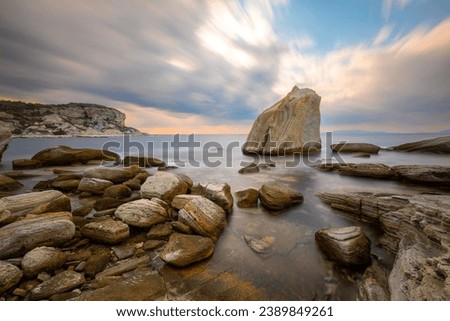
[382,0,412,21]
[372,25,394,45]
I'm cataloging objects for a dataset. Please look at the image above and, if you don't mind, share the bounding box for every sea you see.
[1,132,449,300]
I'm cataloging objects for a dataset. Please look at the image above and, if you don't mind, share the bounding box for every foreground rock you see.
[331,143,380,154]
[178,197,226,241]
[29,270,85,300]
[114,199,168,228]
[0,212,75,259]
[259,183,303,211]
[30,145,120,166]
[191,181,234,212]
[161,233,214,267]
[315,226,371,267]
[80,219,129,244]
[140,172,188,203]
[21,246,67,278]
[235,188,259,208]
[243,86,321,155]
[0,261,23,294]
[0,174,23,192]
[390,135,450,154]
[0,128,11,163]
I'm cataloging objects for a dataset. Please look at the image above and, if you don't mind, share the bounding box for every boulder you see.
[331,143,380,154]
[392,165,450,186]
[78,177,113,195]
[0,128,11,163]
[0,260,23,295]
[50,179,80,192]
[83,167,134,184]
[160,233,214,267]
[235,188,259,208]
[147,223,173,240]
[94,198,126,211]
[243,86,321,155]
[191,181,234,212]
[31,145,120,166]
[29,270,85,300]
[390,135,450,154]
[0,212,75,259]
[103,184,132,199]
[21,246,67,278]
[81,219,129,244]
[259,183,303,211]
[315,226,371,267]
[12,159,42,170]
[123,156,166,167]
[0,174,23,192]
[171,194,202,210]
[114,199,168,228]
[85,250,111,277]
[178,197,227,241]
[140,172,188,203]
[123,178,141,190]
[338,163,397,179]
[0,190,71,224]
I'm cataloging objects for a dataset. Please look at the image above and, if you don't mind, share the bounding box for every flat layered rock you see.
[80,219,129,244]
[171,194,202,210]
[235,188,259,208]
[0,212,75,259]
[331,143,380,154]
[83,167,135,184]
[123,156,166,167]
[12,159,42,170]
[390,135,450,154]
[191,181,234,212]
[392,165,450,186]
[21,246,67,278]
[78,177,113,195]
[0,174,23,192]
[29,270,85,300]
[315,226,371,267]
[140,172,188,203]
[161,233,214,267]
[0,260,23,295]
[114,199,168,228]
[259,183,303,211]
[103,184,132,199]
[338,163,396,179]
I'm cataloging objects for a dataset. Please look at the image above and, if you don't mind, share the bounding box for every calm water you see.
[1,133,449,300]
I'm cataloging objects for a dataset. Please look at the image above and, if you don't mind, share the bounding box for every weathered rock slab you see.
[80,219,129,244]
[29,270,85,300]
[0,128,11,163]
[390,136,450,154]
[114,199,168,228]
[78,177,114,195]
[331,143,380,154]
[83,167,134,184]
[21,246,67,278]
[259,183,303,211]
[161,233,214,267]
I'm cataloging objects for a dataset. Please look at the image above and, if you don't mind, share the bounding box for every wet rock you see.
[147,223,173,240]
[85,250,110,278]
[390,135,450,154]
[178,197,226,241]
[12,159,42,170]
[103,184,132,199]
[235,188,259,208]
[358,261,390,300]
[83,167,134,184]
[80,219,129,244]
[315,226,371,267]
[244,234,275,255]
[0,190,71,224]
[123,156,166,167]
[259,183,303,211]
[21,246,67,278]
[331,143,380,154]
[171,194,202,210]
[191,181,234,212]
[0,128,11,163]
[114,199,168,228]
[78,177,113,195]
[0,212,75,259]
[161,233,214,267]
[353,153,371,158]
[29,270,85,300]
[0,174,23,192]
[140,172,188,203]
[0,260,23,295]
[392,165,450,186]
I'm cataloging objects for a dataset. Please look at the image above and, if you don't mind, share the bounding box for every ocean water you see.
[1,132,449,300]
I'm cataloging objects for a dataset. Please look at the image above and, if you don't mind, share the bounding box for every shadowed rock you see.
[0,260,23,295]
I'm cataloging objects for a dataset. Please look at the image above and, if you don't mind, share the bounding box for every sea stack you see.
[243,86,321,155]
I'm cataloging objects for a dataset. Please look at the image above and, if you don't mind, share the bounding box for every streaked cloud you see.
[382,0,412,21]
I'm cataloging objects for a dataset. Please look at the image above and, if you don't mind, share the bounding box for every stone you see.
[259,183,303,211]
[171,194,202,210]
[85,250,111,277]
[0,174,23,192]
[0,128,11,163]
[123,156,166,167]
[235,188,259,208]
[80,219,129,244]
[171,221,193,234]
[140,172,188,203]
[331,143,380,154]
[83,167,135,184]
[123,178,141,190]
[177,174,193,189]
[12,159,42,170]
[147,223,173,240]
[161,233,214,267]
[78,177,113,195]
[0,212,75,259]
[94,198,126,211]
[134,172,150,184]
[114,199,168,228]
[72,203,94,217]
[143,240,165,251]
[178,197,227,241]
[392,165,450,186]
[0,190,71,224]
[338,163,396,179]
[358,261,390,300]
[243,86,321,155]
[95,255,150,279]
[390,135,450,154]
[103,184,132,199]
[21,246,67,278]
[238,163,259,174]
[191,181,234,212]
[31,145,120,166]
[315,226,371,267]
[29,270,85,300]
[0,260,23,295]
[111,244,135,260]
[50,291,81,301]
[50,179,80,192]
[244,234,276,255]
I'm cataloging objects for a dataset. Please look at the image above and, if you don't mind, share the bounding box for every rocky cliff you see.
[0,100,143,137]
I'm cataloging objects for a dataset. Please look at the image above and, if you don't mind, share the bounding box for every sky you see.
[0,0,449,134]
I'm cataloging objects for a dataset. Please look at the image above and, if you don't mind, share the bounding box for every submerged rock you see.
[243,86,321,155]
[331,143,380,154]
[191,181,234,212]
[259,183,303,211]
[161,233,214,267]
[390,135,450,154]
[140,172,188,203]
[244,234,276,255]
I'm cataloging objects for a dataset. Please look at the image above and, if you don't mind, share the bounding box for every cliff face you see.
[0,101,143,136]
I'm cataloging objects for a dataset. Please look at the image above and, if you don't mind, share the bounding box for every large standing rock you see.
[191,181,234,212]
[83,167,135,184]
[178,197,226,241]
[29,270,85,300]
[161,233,214,267]
[259,183,303,211]
[21,246,67,278]
[0,212,75,259]
[315,226,371,267]
[114,199,168,228]
[0,128,11,163]
[140,172,188,203]
[331,143,380,154]
[78,177,113,195]
[80,219,129,244]
[0,174,23,192]
[390,135,450,154]
[243,86,321,155]
[0,260,23,295]
[31,145,120,166]
[0,190,71,225]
